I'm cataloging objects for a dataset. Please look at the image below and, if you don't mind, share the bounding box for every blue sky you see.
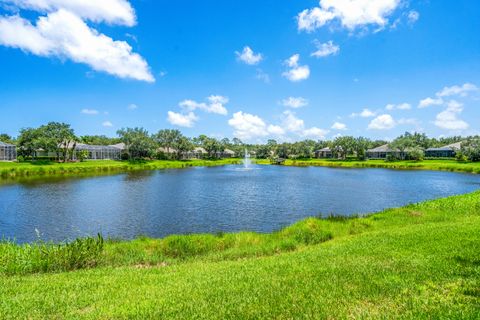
[0,0,479,142]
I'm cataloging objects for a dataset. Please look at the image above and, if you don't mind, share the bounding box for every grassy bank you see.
[258,158,480,174]
[0,158,241,180]
[1,192,479,318]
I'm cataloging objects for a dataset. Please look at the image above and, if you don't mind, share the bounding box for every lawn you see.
[1,192,479,319]
[258,158,480,174]
[0,158,241,180]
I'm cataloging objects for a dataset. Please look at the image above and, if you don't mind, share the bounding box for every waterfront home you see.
[35,143,122,160]
[0,141,17,161]
[75,144,122,160]
[220,149,236,158]
[315,147,333,159]
[367,144,392,159]
[425,142,462,158]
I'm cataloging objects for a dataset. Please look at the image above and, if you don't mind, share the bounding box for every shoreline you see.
[257,158,480,174]
[0,158,241,180]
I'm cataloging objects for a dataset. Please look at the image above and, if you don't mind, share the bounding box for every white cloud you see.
[368,114,396,130]
[228,111,268,140]
[434,100,469,131]
[385,103,411,110]
[2,0,136,26]
[127,103,138,110]
[167,111,198,128]
[102,120,113,127]
[436,83,478,97]
[331,122,347,130]
[81,108,98,115]
[282,97,309,109]
[311,40,339,58]
[407,10,420,25]
[206,95,229,115]
[350,108,376,118]
[0,6,153,82]
[302,127,329,140]
[267,125,285,136]
[179,95,228,115]
[298,0,402,32]
[282,110,305,132]
[282,54,310,82]
[235,46,263,65]
[418,97,443,108]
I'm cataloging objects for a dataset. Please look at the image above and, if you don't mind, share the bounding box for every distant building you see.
[0,141,17,161]
[315,147,332,159]
[75,144,122,160]
[367,144,392,159]
[425,142,462,158]
[219,149,236,158]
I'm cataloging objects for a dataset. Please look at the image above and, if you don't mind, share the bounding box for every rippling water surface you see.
[1,164,479,243]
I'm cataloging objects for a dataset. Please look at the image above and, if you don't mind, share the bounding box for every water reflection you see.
[1,165,479,243]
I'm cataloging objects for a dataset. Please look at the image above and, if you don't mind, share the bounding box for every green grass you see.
[0,158,241,180]
[1,192,479,318]
[258,158,480,174]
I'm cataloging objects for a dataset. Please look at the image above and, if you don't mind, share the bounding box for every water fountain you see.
[243,148,252,169]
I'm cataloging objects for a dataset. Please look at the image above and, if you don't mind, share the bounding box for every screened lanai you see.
[74,144,122,160]
[0,141,17,161]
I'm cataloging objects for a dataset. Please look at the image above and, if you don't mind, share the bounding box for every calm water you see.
[1,165,479,243]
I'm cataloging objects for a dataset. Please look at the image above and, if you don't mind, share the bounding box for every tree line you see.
[1,123,479,162]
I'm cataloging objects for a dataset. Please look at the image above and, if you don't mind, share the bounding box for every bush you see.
[408,147,425,161]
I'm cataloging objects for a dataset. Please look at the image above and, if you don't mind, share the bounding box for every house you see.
[219,149,236,158]
[74,144,122,160]
[0,141,17,161]
[425,142,462,158]
[315,147,332,159]
[367,144,392,159]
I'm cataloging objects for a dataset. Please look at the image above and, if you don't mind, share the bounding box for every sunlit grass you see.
[1,192,479,318]
[0,158,241,179]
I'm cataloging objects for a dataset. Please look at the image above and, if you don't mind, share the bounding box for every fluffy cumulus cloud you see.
[102,120,113,127]
[282,54,310,82]
[127,103,138,110]
[167,111,198,128]
[168,95,228,128]
[81,108,99,115]
[368,114,396,130]
[298,0,402,32]
[418,83,478,108]
[228,110,328,141]
[418,97,443,108]
[434,100,469,131]
[385,103,411,110]
[350,108,376,118]
[0,1,154,82]
[436,83,478,97]
[2,0,136,25]
[235,46,263,65]
[282,96,308,108]
[407,10,420,25]
[228,111,269,140]
[331,122,347,130]
[179,95,229,115]
[302,127,329,139]
[311,40,339,58]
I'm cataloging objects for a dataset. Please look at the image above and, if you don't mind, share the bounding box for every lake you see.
[1,164,479,243]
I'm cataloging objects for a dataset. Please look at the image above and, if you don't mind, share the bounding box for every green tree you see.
[0,133,14,144]
[154,129,183,158]
[117,127,155,160]
[17,128,41,160]
[354,137,371,160]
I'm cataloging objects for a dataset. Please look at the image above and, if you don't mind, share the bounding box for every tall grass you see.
[0,234,104,275]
